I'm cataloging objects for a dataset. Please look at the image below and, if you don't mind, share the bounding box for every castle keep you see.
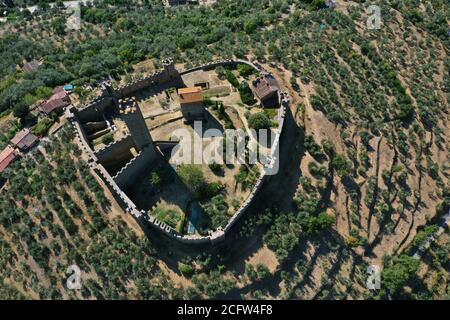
[178,86,205,121]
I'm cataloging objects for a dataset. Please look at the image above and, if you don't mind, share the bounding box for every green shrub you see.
[177,165,221,199]
[382,255,420,292]
[200,181,223,199]
[255,263,271,280]
[245,264,257,280]
[225,70,239,87]
[201,194,229,230]
[178,262,194,277]
[412,225,439,248]
[332,154,352,177]
[32,117,55,136]
[13,104,29,122]
[209,162,223,173]
[263,108,277,119]
[248,112,271,130]
[235,166,248,184]
[150,172,162,190]
[237,64,255,77]
[216,66,226,80]
[238,81,256,105]
[212,102,234,129]
[308,161,328,178]
[177,165,206,197]
[308,0,327,11]
[101,133,114,145]
[153,207,179,229]
[235,165,259,190]
[304,135,325,160]
[299,212,335,235]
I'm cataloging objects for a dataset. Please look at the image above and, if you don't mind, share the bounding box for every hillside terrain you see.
[0,0,448,300]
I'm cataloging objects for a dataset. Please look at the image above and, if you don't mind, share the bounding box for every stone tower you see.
[162,57,179,80]
[119,97,155,153]
[113,98,158,190]
[101,80,114,96]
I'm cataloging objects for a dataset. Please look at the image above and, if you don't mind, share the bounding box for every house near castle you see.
[0,145,18,174]
[252,72,280,107]
[21,59,41,73]
[11,128,38,151]
[178,87,205,121]
[40,86,71,115]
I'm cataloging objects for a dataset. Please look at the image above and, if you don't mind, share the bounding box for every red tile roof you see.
[39,86,71,114]
[252,73,279,101]
[41,98,70,114]
[178,87,203,104]
[11,128,38,150]
[0,146,18,173]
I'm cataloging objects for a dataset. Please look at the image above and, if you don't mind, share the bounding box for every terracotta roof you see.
[0,145,18,173]
[39,87,71,114]
[252,73,279,101]
[50,87,68,100]
[178,87,203,104]
[11,128,38,150]
[178,87,202,94]
[40,97,70,114]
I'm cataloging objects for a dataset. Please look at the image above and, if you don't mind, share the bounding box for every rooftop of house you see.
[40,97,70,114]
[40,86,71,114]
[22,60,40,73]
[51,86,69,100]
[11,128,38,149]
[252,73,279,100]
[0,145,18,173]
[178,86,203,104]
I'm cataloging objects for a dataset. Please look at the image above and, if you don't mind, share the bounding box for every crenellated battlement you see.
[112,147,156,190]
[95,134,133,156]
[76,96,115,123]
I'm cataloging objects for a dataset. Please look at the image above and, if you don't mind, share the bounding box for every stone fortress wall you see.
[113,148,156,190]
[66,58,289,245]
[76,96,115,123]
[114,58,179,97]
[112,97,159,190]
[94,135,134,166]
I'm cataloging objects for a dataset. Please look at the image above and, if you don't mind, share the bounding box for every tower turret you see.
[162,57,179,80]
[119,97,155,153]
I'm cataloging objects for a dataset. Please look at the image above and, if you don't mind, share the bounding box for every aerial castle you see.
[67,58,289,245]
